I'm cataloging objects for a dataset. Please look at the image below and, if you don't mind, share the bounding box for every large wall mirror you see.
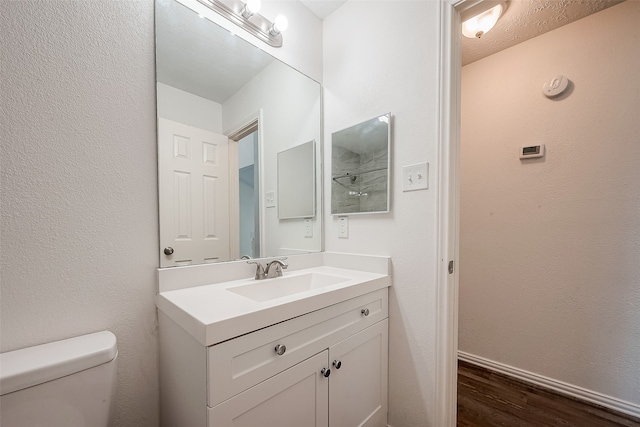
[156,0,322,267]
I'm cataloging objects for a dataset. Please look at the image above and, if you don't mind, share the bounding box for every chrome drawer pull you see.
[321,367,331,378]
[333,360,342,369]
[274,344,286,356]
[361,308,370,316]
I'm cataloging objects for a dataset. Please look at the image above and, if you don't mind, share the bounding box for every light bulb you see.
[241,0,261,18]
[246,0,261,14]
[462,4,503,39]
[270,15,288,35]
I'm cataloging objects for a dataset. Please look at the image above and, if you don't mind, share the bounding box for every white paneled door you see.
[159,118,230,267]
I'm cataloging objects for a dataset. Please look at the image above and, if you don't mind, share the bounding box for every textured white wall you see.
[2,1,324,426]
[323,2,441,425]
[459,1,640,404]
[0,1,159,426]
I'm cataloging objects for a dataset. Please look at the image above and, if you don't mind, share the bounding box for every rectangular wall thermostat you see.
[520,144,545,159]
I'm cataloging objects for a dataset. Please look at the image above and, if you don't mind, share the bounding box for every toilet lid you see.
[0,330,117,396]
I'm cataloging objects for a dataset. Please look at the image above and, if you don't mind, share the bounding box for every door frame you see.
[226,109,265,260]
[435,0,491,424]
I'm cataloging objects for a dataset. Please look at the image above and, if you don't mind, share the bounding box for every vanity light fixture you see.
[462,2,505,39]
[196,0,288,47]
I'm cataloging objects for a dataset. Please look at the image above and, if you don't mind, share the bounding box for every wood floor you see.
[457,360,640,427]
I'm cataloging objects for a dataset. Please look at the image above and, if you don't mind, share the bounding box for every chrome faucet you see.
[265,258,288,279]
[246,258,288,280]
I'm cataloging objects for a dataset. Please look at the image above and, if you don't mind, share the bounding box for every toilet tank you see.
[0,331,118,427]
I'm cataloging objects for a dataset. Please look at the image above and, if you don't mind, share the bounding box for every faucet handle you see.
[265,258,288,278]
[273,257,288,268]
[246,261,266,280]
[272,263,284,277]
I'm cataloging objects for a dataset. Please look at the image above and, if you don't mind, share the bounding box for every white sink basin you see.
[227,272,349,302]
[157,260,391,346]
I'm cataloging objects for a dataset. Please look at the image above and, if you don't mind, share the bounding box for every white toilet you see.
[0,330,118,427]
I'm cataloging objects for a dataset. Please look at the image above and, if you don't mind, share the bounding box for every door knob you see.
[321,368,331,378]
[332,360,342,369]
[164,247,174,255]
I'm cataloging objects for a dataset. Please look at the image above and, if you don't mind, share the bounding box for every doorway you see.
[227,113,264,260]
[450,1,640,425]
[237,131,260,259]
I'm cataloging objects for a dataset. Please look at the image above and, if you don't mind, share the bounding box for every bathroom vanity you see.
[157,253,391,427]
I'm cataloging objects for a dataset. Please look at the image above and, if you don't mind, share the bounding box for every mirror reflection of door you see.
[238,131,260,259]
[158,118,230,267]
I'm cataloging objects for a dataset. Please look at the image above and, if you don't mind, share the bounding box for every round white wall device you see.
[543,75,569,98]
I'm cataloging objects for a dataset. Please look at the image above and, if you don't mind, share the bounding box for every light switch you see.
[304,219,313,238]
[266,191,276,208]
[338,216,348,238]
[402,162,429,192]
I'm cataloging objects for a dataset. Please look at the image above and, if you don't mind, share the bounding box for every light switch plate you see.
[266,191,276,208]
[402,162,429,192]
[338,216,348,238]
[304,219,313,238]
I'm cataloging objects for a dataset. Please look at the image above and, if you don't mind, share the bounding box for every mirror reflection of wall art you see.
[331,113,391,215]
[278,140,315,219]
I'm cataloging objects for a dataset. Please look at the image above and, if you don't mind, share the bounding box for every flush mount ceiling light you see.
[196,0,288,47]
[462,3,505,39]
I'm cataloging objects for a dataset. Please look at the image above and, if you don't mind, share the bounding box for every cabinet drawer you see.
[207,288,388,407]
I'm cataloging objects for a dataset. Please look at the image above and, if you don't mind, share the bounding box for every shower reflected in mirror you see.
[331,113,391,215]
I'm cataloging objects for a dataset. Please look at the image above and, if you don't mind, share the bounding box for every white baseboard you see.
[458,351,640,419]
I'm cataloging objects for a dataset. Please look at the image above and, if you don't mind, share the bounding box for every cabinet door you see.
[208,351,330,427]
[328,320,388,427]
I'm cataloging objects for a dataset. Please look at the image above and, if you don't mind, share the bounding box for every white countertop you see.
[157,265,391,346]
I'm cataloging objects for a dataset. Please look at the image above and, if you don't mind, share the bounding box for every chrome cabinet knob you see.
[361,308,370,316]
[164,247,174,255]
[332,360,342,369]
[321,367,331,378]
[274,344,286,356]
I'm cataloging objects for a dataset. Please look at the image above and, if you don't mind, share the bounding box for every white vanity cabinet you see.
[159,288,389,427]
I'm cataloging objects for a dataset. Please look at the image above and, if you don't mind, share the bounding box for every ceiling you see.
[298,0,624,66]
[461,0,624,65]
[157,0,624,100]
[299,0,346,20]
